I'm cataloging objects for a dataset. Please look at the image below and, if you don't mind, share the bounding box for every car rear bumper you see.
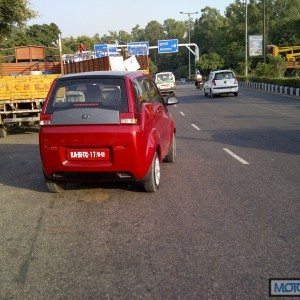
[39,125,153,182]
[212,86,238,94]
[159,88,176,97]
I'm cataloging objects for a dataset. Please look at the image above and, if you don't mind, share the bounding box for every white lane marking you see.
[191,123,201,131]
[180,111,185,116]
[223,148,249,165]
[253,104,298,118]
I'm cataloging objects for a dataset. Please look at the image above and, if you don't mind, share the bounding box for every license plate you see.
[67,149,109,161]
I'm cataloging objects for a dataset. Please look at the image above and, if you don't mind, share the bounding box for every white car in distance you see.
[204,70,238,98]
[155,72,176,97]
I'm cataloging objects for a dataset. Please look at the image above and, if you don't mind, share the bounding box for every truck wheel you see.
[142,153,160,192]
[45,179,66,193]
[0,127,7,138]
[165,133,176,163]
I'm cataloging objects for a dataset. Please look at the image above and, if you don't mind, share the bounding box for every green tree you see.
[131,25,146,41]
[26,23,60,46]
[144,20,165,46]
[193,7,227,54]
[163,18,186,40]
[267,0,300,45]
[0,23,60,48]
[196,52,224,75]
[0,0,36,41]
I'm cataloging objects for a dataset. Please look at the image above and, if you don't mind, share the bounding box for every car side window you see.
[132,77,162,110]
[143,79,162,104]
[132,77,149,111]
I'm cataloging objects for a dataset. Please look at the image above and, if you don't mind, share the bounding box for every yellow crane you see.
[267,45,300,74]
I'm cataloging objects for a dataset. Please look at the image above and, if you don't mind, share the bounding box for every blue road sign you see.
[158,39,178,54]
[94,44,108,58]
[94,44,118,58]
[107,44,118,55]
[127,41,149,56]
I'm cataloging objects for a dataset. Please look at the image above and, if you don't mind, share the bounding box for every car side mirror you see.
[165,96,179,106]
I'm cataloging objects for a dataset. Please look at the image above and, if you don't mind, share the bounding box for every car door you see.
[143,78,172,156]
[132,77,171,157]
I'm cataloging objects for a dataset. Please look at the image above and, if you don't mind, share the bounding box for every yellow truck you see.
[0,45,61,137]
[0,74,60,137]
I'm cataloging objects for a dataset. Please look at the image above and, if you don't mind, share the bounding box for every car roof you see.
[212,70,234,74]
[156,72,174,75]
[59,70,145,80]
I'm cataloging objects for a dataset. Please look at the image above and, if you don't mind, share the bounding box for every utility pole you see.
[245,0,248,77]
[58,33,64,75]
[263,0,266,63]
[180,11,199,79]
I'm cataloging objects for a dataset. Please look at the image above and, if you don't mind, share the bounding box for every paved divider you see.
[239,81,300,98]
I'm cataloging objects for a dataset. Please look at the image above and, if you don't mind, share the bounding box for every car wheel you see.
[210,89,215,98]
[142,152,160,192]
[165,133,176,163]
[234,92,238,96]
[204,89,208,97]
[45,179,66,193]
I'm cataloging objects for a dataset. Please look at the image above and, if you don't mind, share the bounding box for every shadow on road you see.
[0,143,45,192]
[177,128,300,155]
[211,128,300,155]
[0,143,148,193]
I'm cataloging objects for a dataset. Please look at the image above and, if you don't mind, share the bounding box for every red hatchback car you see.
[39,71,178,192]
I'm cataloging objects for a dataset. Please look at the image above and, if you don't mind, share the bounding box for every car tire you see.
[165,133,176,163]
[142,152,160,192]
[204,89,208,97]
[210,89,215,98]
[234,92,238,96]
[45,179,66,193]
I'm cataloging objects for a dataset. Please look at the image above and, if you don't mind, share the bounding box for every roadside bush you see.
[253,54,286,78]
[251,77,300,88]
[236,75,300,88]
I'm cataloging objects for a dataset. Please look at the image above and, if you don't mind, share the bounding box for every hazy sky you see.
[27,0,235,38]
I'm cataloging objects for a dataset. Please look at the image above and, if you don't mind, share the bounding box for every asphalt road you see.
[0,86,299,299]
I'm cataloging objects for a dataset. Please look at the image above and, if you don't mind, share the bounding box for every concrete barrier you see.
[239,81,299,98]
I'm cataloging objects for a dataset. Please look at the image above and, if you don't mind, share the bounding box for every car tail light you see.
[119,112,139,125]
[212,79,216,86]
[39,114,52,126]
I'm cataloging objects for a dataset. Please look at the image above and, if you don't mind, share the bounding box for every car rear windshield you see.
[214,72,235,80]
[46,77,128,113]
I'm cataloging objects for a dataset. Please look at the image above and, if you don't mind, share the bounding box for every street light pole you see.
[245,0,248,77]
[180,11,198,79]
[263,0,266,63]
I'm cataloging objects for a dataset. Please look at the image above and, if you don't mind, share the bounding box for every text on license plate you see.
[67,149,109,160]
